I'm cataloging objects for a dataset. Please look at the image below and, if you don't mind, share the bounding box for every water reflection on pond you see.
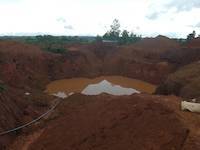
[46,76,156,97]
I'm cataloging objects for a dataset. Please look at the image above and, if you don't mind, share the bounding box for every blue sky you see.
[0,0,200,38]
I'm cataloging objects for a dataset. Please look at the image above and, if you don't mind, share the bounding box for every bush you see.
[44,47,67,54]
[0,84,6,92]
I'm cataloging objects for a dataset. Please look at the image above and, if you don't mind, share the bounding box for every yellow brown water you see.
[46,76,156,95]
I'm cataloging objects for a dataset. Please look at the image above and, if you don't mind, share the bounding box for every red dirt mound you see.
[65,42,173,84]
[0,86,54,149]
[131,35,180,53]
[156,61,200,99]
[0,90,23,149]
[0,41,173,87]
[0,41,50,89]
[28,94,192,150]
[186,37,200,48]
[160,47,200,67]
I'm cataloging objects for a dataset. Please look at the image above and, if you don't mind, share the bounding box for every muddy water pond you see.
[46,76,156,97]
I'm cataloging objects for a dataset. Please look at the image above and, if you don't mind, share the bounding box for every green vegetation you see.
[26,35,95,44]
[26,35,93,54]
[44,47,66,54]
[1,21,198,47]
[0,35,96,54]
[173,30,198,45]
[187,30,196,42]
[120,30,141,44]
[95,35,103,42]
[0,35,95,44]
[0,83,6,93]
[103,19,121,41]
[102,19,142,44]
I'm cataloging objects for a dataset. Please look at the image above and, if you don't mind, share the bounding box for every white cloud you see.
[0,0,199,38]
[166,0,200,12]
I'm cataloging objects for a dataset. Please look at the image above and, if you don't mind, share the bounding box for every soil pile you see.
[0,87,54,148]
[27,94,199,150]
[186,37,200,48]
[157,37,200,98]
[161,48,200,67]
[0,90,23,149]
[0,41,50,89]
[65,43,173,84]
[156,61,200,100]
[131,35,180,53]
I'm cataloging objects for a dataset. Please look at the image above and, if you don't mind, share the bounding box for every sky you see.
[0,0,200,38]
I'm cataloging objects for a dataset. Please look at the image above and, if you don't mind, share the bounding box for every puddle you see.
[82,80,139,95]
[46,76,156,97]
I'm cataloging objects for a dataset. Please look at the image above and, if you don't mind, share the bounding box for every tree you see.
[187,30,196,41]
[96,35,103,42]
[120,30,129,44]
[102,19,142,44]
[103,19,121,41]
[110,19,121,36]
[128,32,142,43]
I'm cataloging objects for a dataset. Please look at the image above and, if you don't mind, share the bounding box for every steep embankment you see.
[156,37,200,99]
[161,47,200,67]
[0,38,178,126]
[0,38,177,88]
[129,35,180,60]
[0,90,23,148]
[156,61,200,101]
[0,35,183,87]
[0,41,54,148]
[0,37,191,149]
[0,86,54,148]
[65,40,176,84]
[187,37,200,48]
[161,37,200,67]
[0,41,50,89]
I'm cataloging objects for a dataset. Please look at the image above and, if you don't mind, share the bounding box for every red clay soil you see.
[156,61,200,99]
[0,36,186,89]
[0,40,175,148]
[0,40,174,88]
[130,35,180,53]
[186,37,200,48]
[0,90,23,148]
[1,38,199,149]
[0,87,55,149]
[64,42,174,84]
[26,94,200,150]
[0,41,51,89]
[160,37,200,67]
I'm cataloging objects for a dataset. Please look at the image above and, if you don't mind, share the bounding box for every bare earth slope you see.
[0,37,199,149]
[156,61,200,101]
[132,35,180,53]
[27,94,199,150]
